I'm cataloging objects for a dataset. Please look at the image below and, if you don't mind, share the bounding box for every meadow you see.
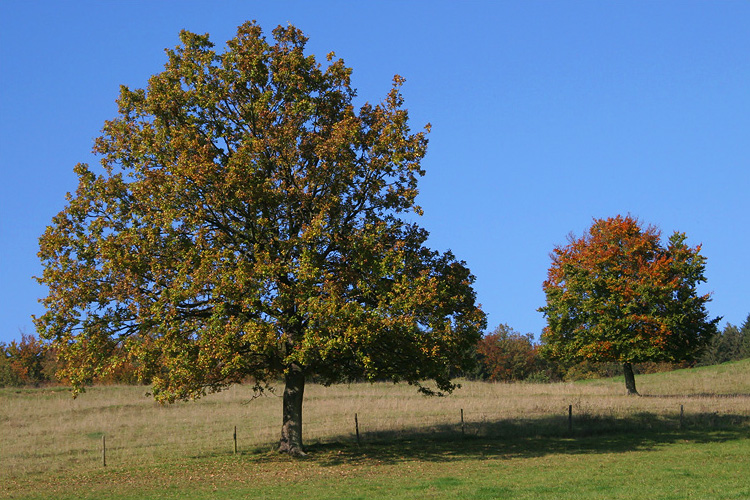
[2,359,749,499]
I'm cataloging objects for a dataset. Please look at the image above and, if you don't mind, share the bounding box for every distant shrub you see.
[0,346,22,387]
[474,324,538,382]
[0,334,50,387]
[523,371,552,384]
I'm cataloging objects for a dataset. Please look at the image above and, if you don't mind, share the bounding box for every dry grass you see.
[2,359,749,484]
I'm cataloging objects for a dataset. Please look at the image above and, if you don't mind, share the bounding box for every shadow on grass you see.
[641,393,750,399]
[295,411,750,466]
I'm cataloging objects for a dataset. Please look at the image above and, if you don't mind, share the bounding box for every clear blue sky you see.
[1,1,748,345]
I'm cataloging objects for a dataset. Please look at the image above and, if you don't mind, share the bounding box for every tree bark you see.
[278,363,306,456]
[623,362,639,395]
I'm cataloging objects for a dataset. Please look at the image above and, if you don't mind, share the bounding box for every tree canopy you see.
[538,215,719,394]
[35,22,486,455]
[475,324,537,382]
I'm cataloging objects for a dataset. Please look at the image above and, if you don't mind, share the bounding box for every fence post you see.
[568,405,573,433]
[461,409,465,436]
[102,435,106,467]
[355,413,361,447]
[233,426,238,454]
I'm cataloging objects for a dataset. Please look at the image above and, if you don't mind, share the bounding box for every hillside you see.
[581,357,750,395]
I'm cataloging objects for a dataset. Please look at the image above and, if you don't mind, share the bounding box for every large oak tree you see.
[35,22,485,455]
[539,215,719,395]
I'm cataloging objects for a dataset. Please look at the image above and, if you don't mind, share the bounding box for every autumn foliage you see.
[0,334,51,386]
[34,22,485,455]
[539,215,719,393]
[475,324,538,382]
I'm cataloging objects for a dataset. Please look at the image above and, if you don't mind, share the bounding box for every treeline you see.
[696,316,750,367]
[3,314,749,388]
[468,314,750,383]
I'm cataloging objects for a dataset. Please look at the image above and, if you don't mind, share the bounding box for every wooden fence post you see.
[233,426,238,454]
[355,413,361,447]
[460,409,465,436]
[102,435,106,467]
[568,405,573,433]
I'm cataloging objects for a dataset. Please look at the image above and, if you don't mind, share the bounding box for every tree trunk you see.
[623,362,639,395]
[278,363,306,456]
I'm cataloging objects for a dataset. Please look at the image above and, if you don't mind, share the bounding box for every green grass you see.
[5,425,749,500]
[2,359,750,499]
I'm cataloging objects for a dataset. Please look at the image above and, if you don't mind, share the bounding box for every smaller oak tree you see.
[539,215,719,394]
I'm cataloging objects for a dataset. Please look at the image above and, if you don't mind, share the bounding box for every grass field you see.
[2,359,749,499]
